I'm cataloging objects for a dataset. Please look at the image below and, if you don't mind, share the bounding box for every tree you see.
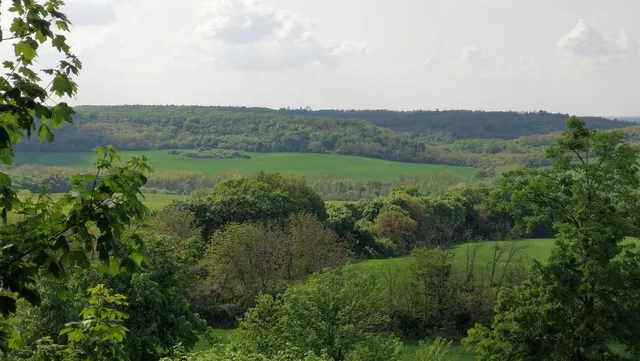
[150,205,202,249]
[372,210,417,252]
[0,0,151,351]
[464,117,640,360]
[280,213,350,281]
[175,172,327,239]
[233,268,402,361]
[197,214,350,314]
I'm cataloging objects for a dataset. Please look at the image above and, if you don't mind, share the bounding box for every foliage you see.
[21,284,129,361]
[412,337,459,361]
[0,145,151,353]
[160,344,333,361]
[196,214,350,317]
[112,236,206,361]
[9,234,206,361]
[232,268,401,361]
[372,211,417,253]
[149,205,202,249]
[173,172,327,239]
[325,202,381,258]
[379,247,499,339]
[0,2,157,356]
[0,0,81,165]
[14,106,473,166]
[464,117,640,360]
[57,284,129,361]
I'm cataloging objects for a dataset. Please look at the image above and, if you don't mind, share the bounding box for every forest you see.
[1,2,640,361]
[14,105,638,169]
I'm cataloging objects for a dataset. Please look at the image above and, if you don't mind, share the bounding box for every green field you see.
[13,151,476,180]
[349,238,640,275]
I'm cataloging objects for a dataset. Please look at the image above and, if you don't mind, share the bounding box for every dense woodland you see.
[14,105,636,169]
[209,107,628,139]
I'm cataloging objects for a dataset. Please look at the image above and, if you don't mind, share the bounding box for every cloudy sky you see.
[17,0,640,115]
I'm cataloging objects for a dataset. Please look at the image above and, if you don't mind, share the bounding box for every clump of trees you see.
[168,148,251,159]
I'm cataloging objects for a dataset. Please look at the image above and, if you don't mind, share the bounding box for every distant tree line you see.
[14,106,635,168]
[174,106,630,139]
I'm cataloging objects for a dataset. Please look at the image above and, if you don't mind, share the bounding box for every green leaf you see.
[37,124,54,143]
[52,35,70,53]
[108,258,120,276]
[52,236,70,254]
[50,102,74,127]
[14,42,36,61]
[0,296,16,317]
[51,74,72,96]
[69,250,90,268]
[34,103,53,121]
[35,30,46,43]
[128,251,148,266]
[34,250,48,266]
[119,257,138,273]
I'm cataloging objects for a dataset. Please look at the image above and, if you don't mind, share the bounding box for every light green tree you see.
[464,116,640,360]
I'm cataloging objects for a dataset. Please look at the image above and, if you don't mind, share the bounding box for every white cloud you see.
[191,0,371,71]
[557,19,638,57]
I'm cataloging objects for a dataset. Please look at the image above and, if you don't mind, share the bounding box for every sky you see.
[7,0,640,115]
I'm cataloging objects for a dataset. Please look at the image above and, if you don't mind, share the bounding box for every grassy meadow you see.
[348,237,640,278]
[13,151,476,180]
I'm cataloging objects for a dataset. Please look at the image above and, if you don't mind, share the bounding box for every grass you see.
[349,238,640,282]
[13,151,476,180]
[347,238,557,276]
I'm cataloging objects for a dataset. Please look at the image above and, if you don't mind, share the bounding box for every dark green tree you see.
[464,116,640,360]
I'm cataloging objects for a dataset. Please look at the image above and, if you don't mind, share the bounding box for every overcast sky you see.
[18,0,640,115]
